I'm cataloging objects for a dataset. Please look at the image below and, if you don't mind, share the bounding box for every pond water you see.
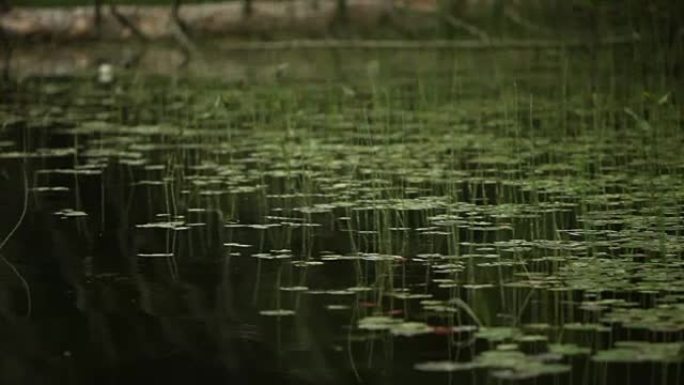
[0,42,683,384]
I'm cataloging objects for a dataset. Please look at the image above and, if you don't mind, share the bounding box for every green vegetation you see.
[0,16,682,384]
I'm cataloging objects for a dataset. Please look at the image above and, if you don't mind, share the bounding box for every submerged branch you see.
[504,9,549,35]
[168,0,198,66]
[109,4,148,42]
[444,15,489,42]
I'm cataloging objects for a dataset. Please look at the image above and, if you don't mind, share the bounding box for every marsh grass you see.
[0,43,682,384]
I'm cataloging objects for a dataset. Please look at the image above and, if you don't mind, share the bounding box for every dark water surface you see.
[0,43,683,384]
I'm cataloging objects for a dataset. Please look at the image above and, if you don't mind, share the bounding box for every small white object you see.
[97,63,114,84]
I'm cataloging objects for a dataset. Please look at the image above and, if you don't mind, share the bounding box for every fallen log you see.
[0,1,395,40]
